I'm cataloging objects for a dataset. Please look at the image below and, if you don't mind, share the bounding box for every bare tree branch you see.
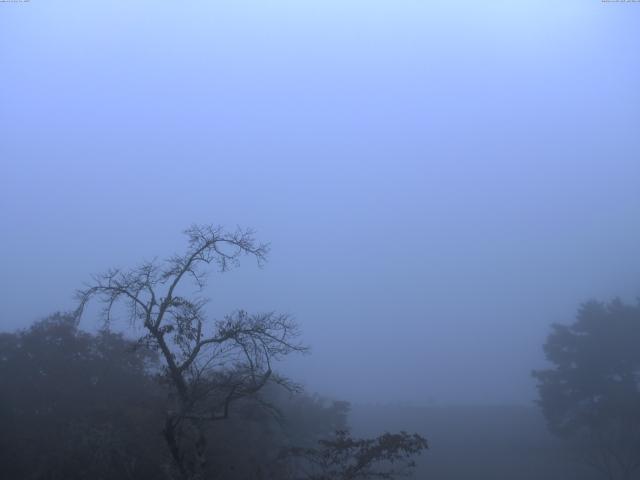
[74,224,303,480]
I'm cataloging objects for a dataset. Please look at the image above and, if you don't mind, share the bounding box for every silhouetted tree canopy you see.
[0,313,167,479]
[533,298,640,479]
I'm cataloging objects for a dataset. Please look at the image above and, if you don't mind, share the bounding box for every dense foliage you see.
[0,313,166,479]
[533,299,640,479]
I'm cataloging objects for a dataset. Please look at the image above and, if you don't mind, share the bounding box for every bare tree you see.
[75,224,307,480]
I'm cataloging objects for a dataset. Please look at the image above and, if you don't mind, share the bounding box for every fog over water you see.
[2,0,639,406]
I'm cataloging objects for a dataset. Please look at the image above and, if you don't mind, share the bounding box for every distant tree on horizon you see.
[533,298,640,480]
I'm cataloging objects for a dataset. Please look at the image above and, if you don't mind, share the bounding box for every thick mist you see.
[2,0,639,410]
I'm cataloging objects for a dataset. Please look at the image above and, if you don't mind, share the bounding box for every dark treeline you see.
[1,225,639,480]
[3,302,640,479]
[0,312,423,480]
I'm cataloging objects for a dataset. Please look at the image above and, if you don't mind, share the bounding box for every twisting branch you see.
[74,224,306,480]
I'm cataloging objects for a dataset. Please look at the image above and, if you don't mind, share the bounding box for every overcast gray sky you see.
[1,0,639,405]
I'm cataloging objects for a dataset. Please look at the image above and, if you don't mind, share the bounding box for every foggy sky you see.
[1,0,639,405]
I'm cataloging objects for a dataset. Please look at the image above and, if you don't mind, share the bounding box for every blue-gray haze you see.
[1,0,639,406]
